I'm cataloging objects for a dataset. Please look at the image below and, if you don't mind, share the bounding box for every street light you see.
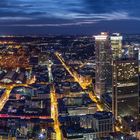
[131,119,134,122]
[39,133,44,139]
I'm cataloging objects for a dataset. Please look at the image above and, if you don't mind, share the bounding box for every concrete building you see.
[60,111,114,140]
[1,71,17,83]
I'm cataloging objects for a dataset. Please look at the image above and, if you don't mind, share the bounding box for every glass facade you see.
[95,34,112,96]
[113,59,139,118]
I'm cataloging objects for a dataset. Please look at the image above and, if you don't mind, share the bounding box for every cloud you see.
[0,21,97,27]
[0,0,140,20]
[0,0,140,34]
[0,11,140,27]
[0,16,33,21]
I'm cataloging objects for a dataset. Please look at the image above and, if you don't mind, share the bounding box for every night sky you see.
[0,0,140,35]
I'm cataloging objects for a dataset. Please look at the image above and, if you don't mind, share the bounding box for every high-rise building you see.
[110,33,123,59]
[95,33,139,118]
[94,32,112,96]
[112,58,139,118]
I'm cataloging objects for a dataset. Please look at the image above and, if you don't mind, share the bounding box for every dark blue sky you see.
[0,0,140,35]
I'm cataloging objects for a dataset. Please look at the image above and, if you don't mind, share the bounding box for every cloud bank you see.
[0,0,140,34]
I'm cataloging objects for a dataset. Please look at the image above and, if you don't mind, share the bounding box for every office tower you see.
[110,33,123,59]
[94,32,112,96]
[112,58,139,118]
[95,33,139,119]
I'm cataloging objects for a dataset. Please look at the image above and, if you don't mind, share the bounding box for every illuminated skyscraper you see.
[112,58,139,118]
[95,33,139,118]
[110,33,123,59]
[94,32,112,96]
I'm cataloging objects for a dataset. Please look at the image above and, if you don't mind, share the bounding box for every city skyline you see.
[0,1,140,139]
[0,0,140,35]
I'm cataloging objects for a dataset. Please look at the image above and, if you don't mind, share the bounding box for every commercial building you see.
[94,32,112,96]
[60,111,114,140]
[58,96,97,116]
[112,58,139,118]
[110,33,123,59]
[95,33,139,118]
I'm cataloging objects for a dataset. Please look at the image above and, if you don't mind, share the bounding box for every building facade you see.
[112,58,139,118]
[95,32,112,96]
[110,33,123,59]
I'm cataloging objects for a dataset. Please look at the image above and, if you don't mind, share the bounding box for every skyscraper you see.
[95,33,139,119]
[94,32,112,96]
[112,58,139,118]
[110,33,123,59]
